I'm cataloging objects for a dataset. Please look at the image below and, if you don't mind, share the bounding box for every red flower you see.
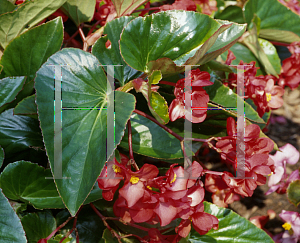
[160,0,197,11]
[118,163,159,207]
[97,153,129,201]
[169,69,213,123]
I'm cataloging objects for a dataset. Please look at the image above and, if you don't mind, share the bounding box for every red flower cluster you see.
[97,155,219,241]
[277,41,300,89]
[169,69,213,123]
[205,117,275,207]
[160,0,217,15]
[278,0,300,15]
[94,0,116,26]
[226,51,284,117]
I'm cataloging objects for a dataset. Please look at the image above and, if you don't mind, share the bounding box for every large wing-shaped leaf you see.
[244,0,300,43]
[61,0,96,26]
[35,48,135,216]
[112,0,147,17]
[0,17,63,81]
[92,16,141,86]
[0,0,66,49]
[0,77,25,108]
[0,109,44,157]
[119,10,221,73]
[0,188,27,243]
[187,202,274,243]
[0,161,65,209]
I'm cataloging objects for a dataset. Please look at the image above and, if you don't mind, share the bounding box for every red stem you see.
[159,81,176,87]
[127,119,134,161]
[87,20,101,36]
[270,41,290,47]
[133,109,183,141]
[46,216,73,240]
[64,30,79,44]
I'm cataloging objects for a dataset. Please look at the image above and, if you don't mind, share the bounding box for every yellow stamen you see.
[282,222,292,231]
[147,185,152,190]
[130,176,139,184]
[170,173,177,183]
[268,172,273,176]
[112,165,121,173]
[266,93,272,102]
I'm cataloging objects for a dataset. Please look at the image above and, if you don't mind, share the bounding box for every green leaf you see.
[73,207,105,243]
[0,0,66,49]
[187,201,274,243]
[148,70,162,85]
[92,16,141,86]
[0,76,25,108]
[220,43,265,76]
[0,109,44,157]
[0,188,27,243]
[83,182,102,205]
[112,0,147,17]
[61,0,96,26]
[196,20,246,65]
[0,146,3,168]
[203,78,265,124]
[35,48,136,216]
[244,0,300,42]
[120,113,183,159]
[0,161,65,209]
[21,211,56,243]
[242,25,281,76]
[214,5,245,24]
[259,29,300,44]
[287,179,300,207]
[120,10,221,73]
[0,17,64,82]
[148,91,169,124]
[0,0,15,15]
[13,94,38,119]
[100,229,119,243]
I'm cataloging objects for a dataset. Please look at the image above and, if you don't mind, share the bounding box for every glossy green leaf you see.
[203,78,265,124]
[258,38,281,75]
[92,16,141,86]
[244,0,300,42]
[148,91,169,124]
[0,188,27,243]
[35,48,136,216]
[220,43,264,76]
[14,94,38,119]
[287,179,300,207]
[0,0,66,49]
[120,113,183,159]
[0,109,44,157]
[0,161,65,209]
[21,211,56,243]
[214,5,245,24]
[120,11,221,73]
[0,17,63,81]
[259,29,300,44]
[112,0,147,17]
[149,70,162,85]
[242,25,281,76]
[0,76,25,108]
[61,0,96,26]
[0,0,15,15]
[0,146,3,168]
[187,201,274,242]
[195,20,246,65]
